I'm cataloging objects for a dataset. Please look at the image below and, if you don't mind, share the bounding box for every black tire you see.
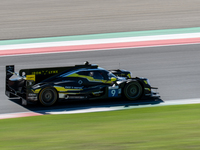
[123,81,143,100]
[39,87,58,106]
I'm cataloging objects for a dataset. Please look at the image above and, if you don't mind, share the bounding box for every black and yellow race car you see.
[5,62,159,106]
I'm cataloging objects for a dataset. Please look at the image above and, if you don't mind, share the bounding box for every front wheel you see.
[123,81,143,100]
[39,87,58,106]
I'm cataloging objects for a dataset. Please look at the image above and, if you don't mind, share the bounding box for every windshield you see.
[108,72,117,79]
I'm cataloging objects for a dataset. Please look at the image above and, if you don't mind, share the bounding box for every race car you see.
[5,62,159,106]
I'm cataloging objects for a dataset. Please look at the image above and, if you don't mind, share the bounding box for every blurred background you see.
[1,0,200,40]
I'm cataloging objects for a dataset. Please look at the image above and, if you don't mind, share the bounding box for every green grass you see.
[1,104,200,150]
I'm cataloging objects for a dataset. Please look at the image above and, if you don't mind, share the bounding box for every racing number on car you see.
[111,90,116,96]
[108,89,118,97]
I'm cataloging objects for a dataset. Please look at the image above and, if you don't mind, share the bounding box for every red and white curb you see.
[0,32,200,56]
[0,112,42,119]
[1,98,200,119]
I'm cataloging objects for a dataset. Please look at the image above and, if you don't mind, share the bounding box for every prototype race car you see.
[5,62,159,106]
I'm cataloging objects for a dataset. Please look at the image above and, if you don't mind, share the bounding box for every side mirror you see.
[110,77,117,82]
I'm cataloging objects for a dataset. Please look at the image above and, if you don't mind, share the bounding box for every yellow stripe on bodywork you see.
[127,73,131,78]
[67,73,113,84]
[54,86,83,92]
[32,88,41,93]
[67,73,93,80]
[145,88,151,91]
[32,86,82,94]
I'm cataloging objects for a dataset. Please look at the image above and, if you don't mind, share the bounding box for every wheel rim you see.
[40,88,57,105]
[126,84,140,98]
[42,90,53,102]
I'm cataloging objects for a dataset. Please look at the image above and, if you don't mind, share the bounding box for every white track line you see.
[1,32,200,50]
[1,42,200,58]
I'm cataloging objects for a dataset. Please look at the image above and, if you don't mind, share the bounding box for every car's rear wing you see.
[5,65,18,98]
[6,65,15,79]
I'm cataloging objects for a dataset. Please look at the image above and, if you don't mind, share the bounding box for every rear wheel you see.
[39,87,58,106]
[123,81,142,100]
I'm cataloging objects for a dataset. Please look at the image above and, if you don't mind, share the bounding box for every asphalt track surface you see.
[1,43,200,114]
[1,0,200,40]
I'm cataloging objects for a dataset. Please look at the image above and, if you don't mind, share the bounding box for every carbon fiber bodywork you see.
[5,62,159,106]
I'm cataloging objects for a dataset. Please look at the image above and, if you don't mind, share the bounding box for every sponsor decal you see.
[31,70,58,75]
[65,95,86,99]
[78,80,83,85]
[108,85,120,97]
[108,89,118,97]
[65,86,83,89]
[26,75,35,81]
